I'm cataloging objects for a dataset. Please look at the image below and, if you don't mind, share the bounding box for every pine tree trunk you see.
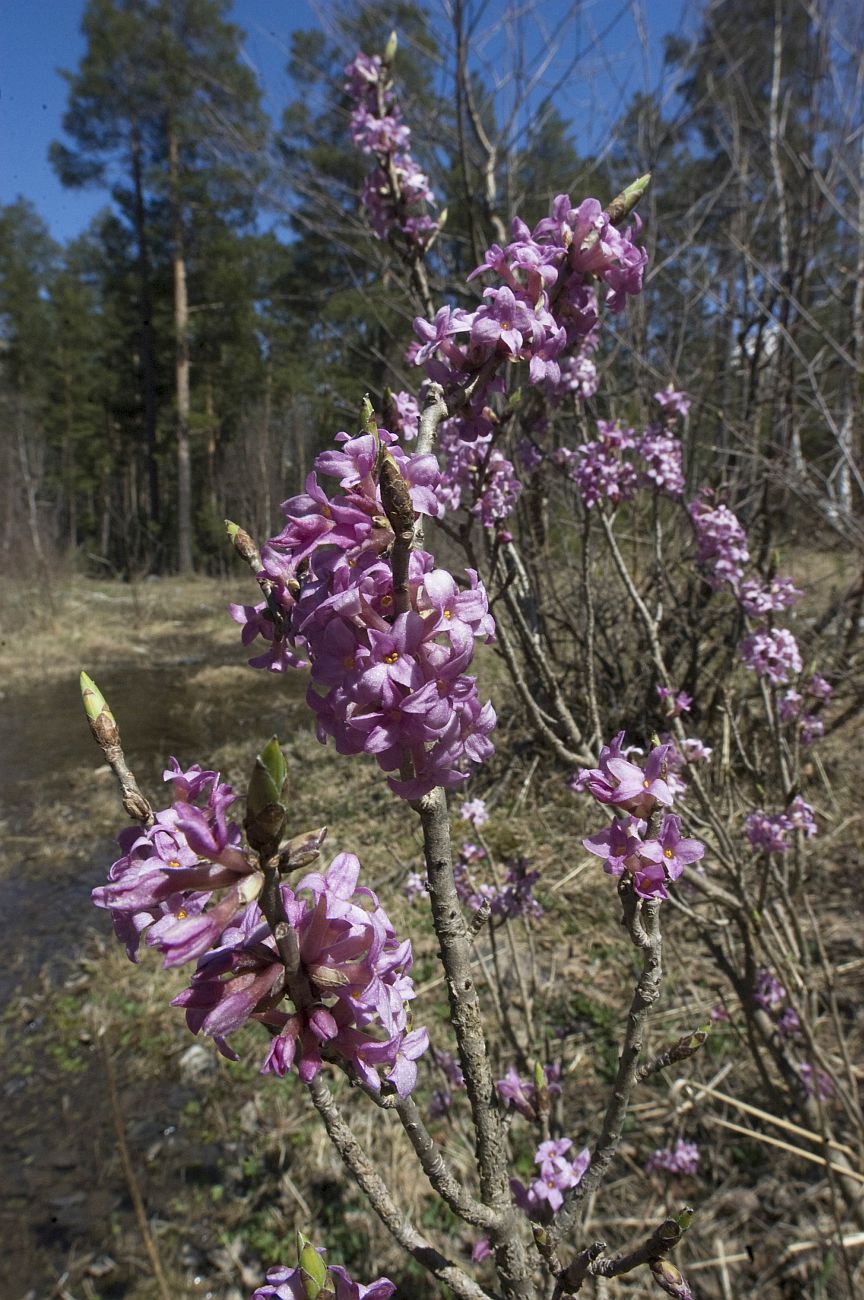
[168,114,193,574]
[62,355,77,550]
[130,118,160,536]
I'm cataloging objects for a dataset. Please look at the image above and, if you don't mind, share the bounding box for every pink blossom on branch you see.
[410,188,647,526]
[738,627,803,685]
[575,737,705,900]
[232,426,497,800]
[93,763,428,1095]
[254,1254,395,1300]
[344,51,439,251]
[510,1138,591,1220]
[645,1139,700,1176]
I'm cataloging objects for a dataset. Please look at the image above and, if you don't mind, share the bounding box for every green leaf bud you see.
[80,671,120,748]
[245,737,289,857]
[360,394,377,435]
[297,1232,331,1299]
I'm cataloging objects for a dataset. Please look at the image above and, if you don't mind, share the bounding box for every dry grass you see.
[2,575,863,1300]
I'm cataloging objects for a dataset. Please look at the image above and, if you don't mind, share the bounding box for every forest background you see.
[4,0,861,576]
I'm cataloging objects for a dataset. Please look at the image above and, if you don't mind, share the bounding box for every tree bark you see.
[168,113,193,574]
[130,117,160,536]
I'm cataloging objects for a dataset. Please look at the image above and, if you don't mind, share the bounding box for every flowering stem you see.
[417,784,532,1298]
[598,510,743,866]
[372,67,435,319]
[305,1073,495,1300]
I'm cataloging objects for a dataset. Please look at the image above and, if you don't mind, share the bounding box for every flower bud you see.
[383,30,398,65]
[649,1258,692,1300]
[225,518,261,569]
[80,672,120,748]
[280,826,328,872]
[360,394,377,436]
[606,173,651,226]
[245,737,290,857]
[378,449,415,535]
[297,1232,334,1299]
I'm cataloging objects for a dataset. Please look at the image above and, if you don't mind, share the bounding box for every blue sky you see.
[0,0,691,244]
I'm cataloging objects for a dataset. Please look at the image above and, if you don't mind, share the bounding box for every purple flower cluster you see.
[753,969,801,1038]
[250,853,429,1096]
[798,1062,834,1100]
[558,420,639,509]
[575,734,705,900]
[384,388,420,441]
[452,841,544,920]
[744,795,817,853]
[645,1139,700,1176]
[254,1256,394,1300]
[510,1138,590,1220]
[635,424,685,496]
[556,347,599,400]
[231,427,496,799]
[496,1064,562,1120]
[654,385,692,419]
[557,398,686,509]
[92,759,261,966]
[688,495,751,589]
[780,673,832,745]
[656,685,692,718]
[738,628,803,685]
[410,191,646,527]
[659,733,712,802]
[93,765,428,1096]
[437,418,523,526]
[753,968,787,1013]
[459,796,489,827]
[687,490,813,695]
[344,52,438,250]
[737,575,802,617]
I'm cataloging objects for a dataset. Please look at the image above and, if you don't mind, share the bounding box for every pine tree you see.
[52,0,268,571]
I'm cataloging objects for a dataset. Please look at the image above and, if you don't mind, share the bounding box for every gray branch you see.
[306,1073,496,1300]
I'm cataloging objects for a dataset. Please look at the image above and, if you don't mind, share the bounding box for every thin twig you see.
[551,884,663,1245]
[99,1029,172,1300]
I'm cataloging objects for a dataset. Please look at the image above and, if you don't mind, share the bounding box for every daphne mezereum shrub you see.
[78,32,859,1300]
